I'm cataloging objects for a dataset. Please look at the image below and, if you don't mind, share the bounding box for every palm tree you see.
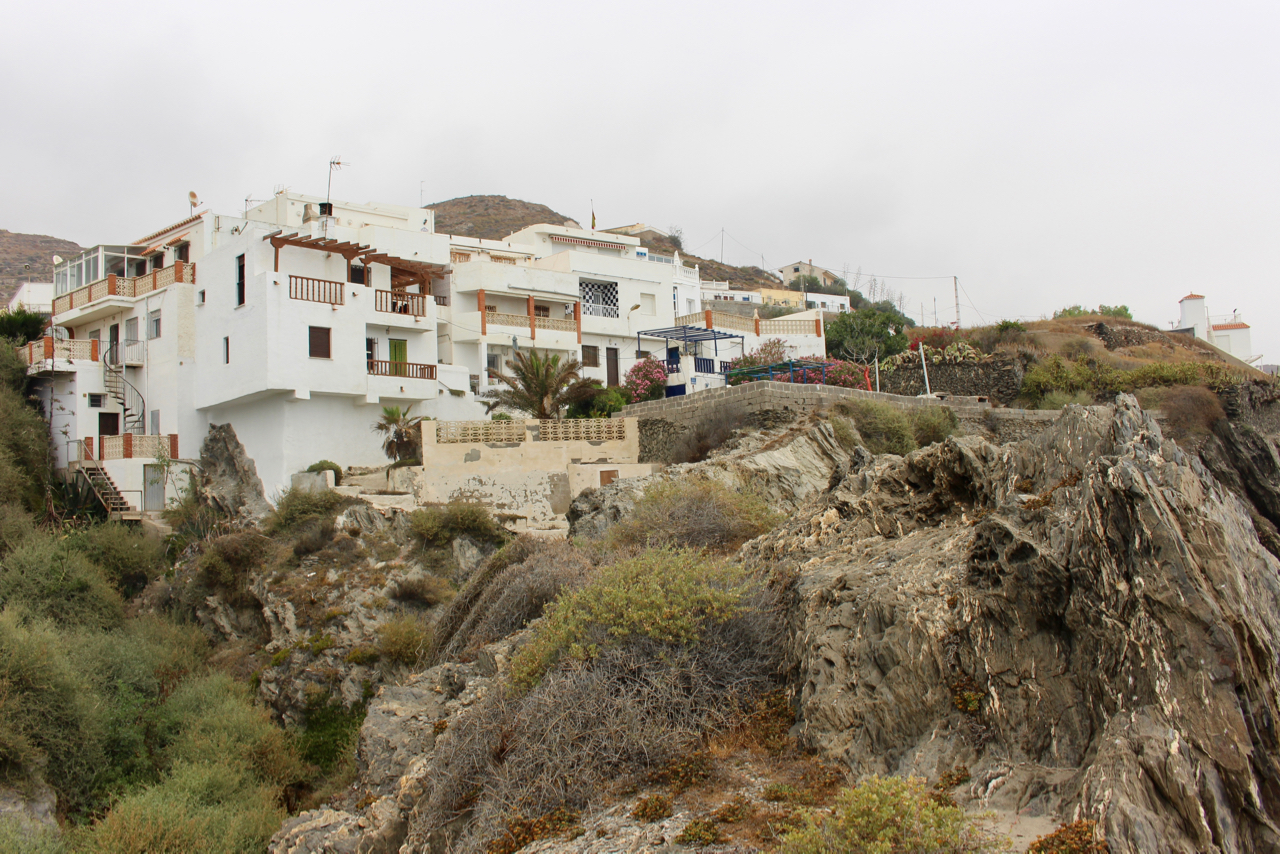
[372,405,424,462]
[484,349,597,419]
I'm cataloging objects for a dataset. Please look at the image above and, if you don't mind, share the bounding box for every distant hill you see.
[425,195,580,240]
[0,230,82,305]
[621,228,779,291]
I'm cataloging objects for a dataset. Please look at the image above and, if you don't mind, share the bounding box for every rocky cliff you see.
[743,397,1280,853]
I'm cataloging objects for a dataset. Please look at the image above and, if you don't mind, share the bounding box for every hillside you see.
[425,195,580,240]
[610,227,780,291]
[0,229,81,303]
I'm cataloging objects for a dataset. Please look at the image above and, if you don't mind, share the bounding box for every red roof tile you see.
[1179,293,1205,301]
[1212,322,1249,330]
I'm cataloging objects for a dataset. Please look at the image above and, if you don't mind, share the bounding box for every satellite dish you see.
[52,255,63,265]
[188,191,200,211]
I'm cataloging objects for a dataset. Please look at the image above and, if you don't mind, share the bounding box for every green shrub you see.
[66,522,166,596]
[491,412,513,421]
[377,614,433,668]
[0,383,50,513]
[509,549,749,692]
[836,400,916,456]
[294,694,366,773]
[830,416,863,453]
[675,819,722,846]
[631,793,673,821]
[197,531,266,605]
[0,609,103,812]
[1021,355,1243,405]
[80,759,285,854]
[266,488,352,535]
[911,406,958,446]
[0,817,67,853]
[606,477,779,553]
[409,502,504,547]
[306,460,342,486]
[1037,390,1094,410]
[777,775,1006,854]
[0,505,36,557]
[1053,304,1132,320]
[0,539,124,630]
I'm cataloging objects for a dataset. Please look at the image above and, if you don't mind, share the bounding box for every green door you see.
[389,339,407,377]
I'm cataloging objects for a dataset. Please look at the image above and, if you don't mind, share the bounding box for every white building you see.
[18,190,825,506]
[7,282,54,315]
[1177,293,1256,362]
[700,281,762,304]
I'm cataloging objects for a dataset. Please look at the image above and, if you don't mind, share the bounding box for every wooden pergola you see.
[263,232,445,293]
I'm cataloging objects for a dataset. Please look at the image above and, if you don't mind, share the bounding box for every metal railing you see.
[665,358,681,374]
[693,357,717,374]
[102,342,146,433]
[367,359,436,380]
[581,303,619,319]
[375,289,428,317]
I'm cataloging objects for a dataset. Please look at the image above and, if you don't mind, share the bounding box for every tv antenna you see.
[188,191,200,214]
[326,156,346,204]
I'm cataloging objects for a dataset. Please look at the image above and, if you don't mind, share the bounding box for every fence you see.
[434,420,527,444]
[83,433,179,461]
[16,337,99,365]
[290,275,344,305]
[432,418,632,444]
[485,311,531,328]
[533,315,577,333]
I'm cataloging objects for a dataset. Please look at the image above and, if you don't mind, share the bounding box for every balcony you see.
[289,275,344,306]
[83,433,179,462]
[52,262,195,317]
[675,310,822,337]
[374,289,429,317]
[16,337,98,368]
[485,310,533,329]
[367,359,436,380]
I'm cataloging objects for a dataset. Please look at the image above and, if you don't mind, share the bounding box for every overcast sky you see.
[5,1,1277,359]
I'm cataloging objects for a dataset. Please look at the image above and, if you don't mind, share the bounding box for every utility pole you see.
[954,276,961,329]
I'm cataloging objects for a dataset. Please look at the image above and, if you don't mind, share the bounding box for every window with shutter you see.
[581,345,599,367]
[308,326,331,359]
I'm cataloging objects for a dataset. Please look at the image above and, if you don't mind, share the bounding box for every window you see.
[125,317,138,342]
[223,337,230,364]
[635,349,650,359]
[486,352,502,373]
[148,310,162,339]
[151,254,165,271]
[198,289,206,304]
[579,280,619,318]
[308,326,331,358]
[236,254,246,306]
[366,337,377,362]
[485,304,496,313]
[534,305,549,318]
[640,293,656,315]
[150,410,160,435]
[176,243,190,262]
[450,251,471,264]
[88,393,105,408]
[793,266,800,273]
[581,345,599,367]
[88,329,101,342]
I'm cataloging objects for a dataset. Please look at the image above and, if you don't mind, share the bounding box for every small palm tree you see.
[485,349,597,419]
[372,405,424,462]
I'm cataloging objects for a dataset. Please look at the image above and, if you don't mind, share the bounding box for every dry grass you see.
[606,477,780,554]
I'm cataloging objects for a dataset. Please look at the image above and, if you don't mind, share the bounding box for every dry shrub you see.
[1037,390,1094,410]
[668,406,747,464]
[266,488,354,535]
[1059,338,1096,361]
[1027,819,1108,853]
[675,819,722,846]
[0,539,124,631]
[197,531,267,606]
[829,415,862,452]
[1148,384,1225,439]
[414,559,782,854]
[430,536,549,661]
[911,407,958,447]
[393,573,456,607]
[292,518,335,558]
[377,613,433,668]
[410,502,505,547]
[607,477,779,554]
[631,793,673,822]
[834,400,915,456]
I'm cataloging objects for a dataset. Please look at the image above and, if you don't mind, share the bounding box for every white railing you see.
[537,419,627,442]
[581,303,619,319]
[435,420,527,444]
[122,339,147,364]
[674,264,699,283]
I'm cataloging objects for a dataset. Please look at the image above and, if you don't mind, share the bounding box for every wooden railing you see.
[289,275,344,305]
[52,262,195,315]
[367,359,436,379]
[533,315,576,333]
[16,337,99,366]
[433,294,449,307]
[375,290,428,317]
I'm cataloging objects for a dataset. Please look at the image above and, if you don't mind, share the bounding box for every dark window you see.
[308,326,331,359]
[176,243,190,262]
[88,393,105,408]
[151,254,165,271]
[793,266,800,273]
[366,337,377,362]
[581,345,599,367]
[223,337,230,364]
[534,305,549,318]
[236,254,246,306]
[350,264,366,285]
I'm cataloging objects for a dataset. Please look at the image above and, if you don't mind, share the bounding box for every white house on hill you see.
[1177,293,1256,362]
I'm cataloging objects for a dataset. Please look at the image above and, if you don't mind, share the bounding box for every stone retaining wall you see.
[878,357,1026,405]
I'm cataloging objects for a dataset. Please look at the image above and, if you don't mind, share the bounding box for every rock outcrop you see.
[198,423,272,520]
[743,397,1280,853]
[568,417,849,540]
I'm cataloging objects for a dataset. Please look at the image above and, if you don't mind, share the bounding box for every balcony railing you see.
[16,337,98,366]
[83,433,178,461]
[533,315,576,333]
[290,275,344,306]
[485,311,532,328]
[434,294,450,307]
[52,262,195,316]
[367,359,436,380]
[760,318,819,336]
[375,289,428,317]
[693,357,717,374]
[665,358,681,374]
[581,303,619,319]
[121,339,146,365]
